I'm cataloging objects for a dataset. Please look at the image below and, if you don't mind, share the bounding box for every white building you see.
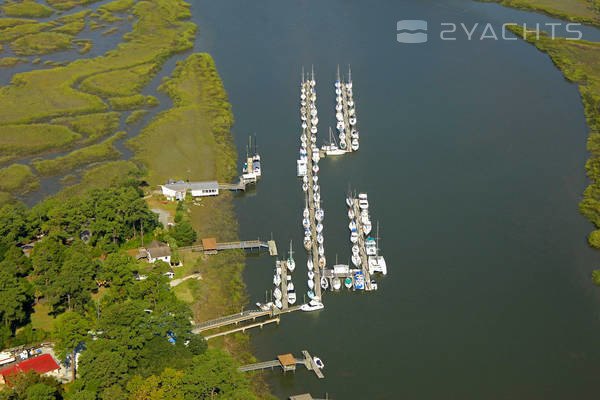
[160,181,219,201]
[145,241,171,264]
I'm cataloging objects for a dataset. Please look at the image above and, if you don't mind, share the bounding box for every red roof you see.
[0,354,60,378]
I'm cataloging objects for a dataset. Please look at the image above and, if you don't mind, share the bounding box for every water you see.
[3,0,600,397]
[189,1,600,398]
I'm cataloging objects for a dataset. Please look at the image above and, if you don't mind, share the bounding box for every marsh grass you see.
[10,31,72,55]
[2,1,54,18]
[109,94,158,110]
[125,109,149,125]
[52,20,86,35]
[0,163,39,194]
[477,0,600,25]
[0,123,81,155]
[0,57,26,67]
[51,111,120,143]
[80,63,157,97]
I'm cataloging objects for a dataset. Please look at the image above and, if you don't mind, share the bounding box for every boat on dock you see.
[301,299,324,312]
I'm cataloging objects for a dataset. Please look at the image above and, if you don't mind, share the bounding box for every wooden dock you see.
[302,76,323,300]
[179,239,277,256]
[203,317,280,340]
[352,198,372,291]
[238,350,324,379]
[191,310,270,333]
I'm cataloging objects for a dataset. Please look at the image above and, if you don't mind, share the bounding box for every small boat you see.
[316,223,323,233]
[257,301,274,311]
[349,117,356,126]
[350,231,358,243]
[303,218,310,229]
[303,208,309,219]
[287,241,295,272]
[311,126,317,134]
[332,277,341,290]
[273,274,281,286]
[318,244,324,256]
[359,199,369,210]
[344,277,353,288]
[313,357,325,369]
[336,96,342,103]
[352,244,359,255]
[302,183,308,192]
[308,270,314,279]
[346,196,353,207]
[314,192,321,203]
[315,208,324,222]
[351,139,359,151]
[302,120,307,129]
[336,121,344,131]
[301,299,324,312]
[363,221,372,235]
[313,164,319,173]
[352,253,362,267]
[303,175,309,184]
[335,88,342,95]
[349,108,355,116]
[304,236,312,250]
[316,233,324,244]
[287,281,295,291]
[336,112,344,121]
[319,256,326,268]
[313,174,318,183]
[288,291,296,304]
[336,103,343,111]
[274,287,282,300]
[370,280,378,290]
[351,129,359,138]
[311,134,317,143]
[307,279,314,289]
[313,184,319,193]
[300,93,306,100]
[354,271,365,290]
[339,140,347,149]
[338,133,346,142]
[348,208,354,219]
[307,290,316,300]
[312,153,320,164]
[320,277,329,290]
[275,299,283,309]
[368,255,387,275]
[307,258,314,270]
[312,117,319,125]
[349,220,356,231]
[348,100,354,107]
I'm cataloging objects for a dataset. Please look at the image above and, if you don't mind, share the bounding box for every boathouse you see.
[160,181,219,200]
[277,354,297,372]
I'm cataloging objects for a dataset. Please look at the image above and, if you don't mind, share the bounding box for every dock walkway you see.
[179,240,277,256]
[238,350,324,379]
[352,198,372,291]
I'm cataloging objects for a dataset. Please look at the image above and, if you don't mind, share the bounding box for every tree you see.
[47,244,95,313]
[186,335,207,356]
[592,269,600,286]
[99,253,135,296]
[127,368,185,400]
[168,222,196,247]
[8,370,61,400]
[53,312,90,381]
[589,229,600,248]
[25,383,57,400]
[0,246,32,277]
[0,269,32,329]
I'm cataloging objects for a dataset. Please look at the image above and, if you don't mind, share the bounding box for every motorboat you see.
[351,139,359,151]
[336,112,343,121]
[368,256,387,275]
[307,290,316,300]
[346,195,353,207]
[350,231,358,243]
[311,126,317,134]
[304,236,312,250]
[336,96,342,103]
[303,207,310,219]
[311,108,317,117]
[307,258,314,270]
[301,93,306,100]
[349,107,355,116]
[308,270,314,279]
[313,357,325,369]
[313,164,319,174]
[344,277,353,288]
[302,183,308,192]
[352,244,359,255]
[351,129,359,138]
[275,299,283,309]
[359,199,369,210]
[335,88,342,95]
[307,279,314,289]
[317,233,324,244]
[301,299,324,312]
[348,208,354,219]
[274,287,282,300]
[365,237,377,256]
[349,117,356,126]
[312,153,320,164]
[302,120,307,129]
[349,220,356,231]
[336,103,342,111]
[336,121,344,131]
[318,244,324,256]
[303,218,310,229]
[314,192,320,203]
[339,140,346,149]
[332,277,341,290]
[363,221,372,235]
[320,277,329,290]
[315,208,324,222]
[288,291,297,305]
[287,281,295,291]
[316,223,323,233]
[313,174,318,183]
[257,301,274,311]
[370,280,378,290]
[313,184,319,193]
[348,100,354,107]
[354,271,365,290]
[273,274,281,286]
[352,254,362,267]
[318,256,326,268]
[312,117,319,125]
[301,113,307,121]
[311,134,317,143]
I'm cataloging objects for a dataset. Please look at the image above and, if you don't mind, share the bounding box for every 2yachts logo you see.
[397,21,583,43]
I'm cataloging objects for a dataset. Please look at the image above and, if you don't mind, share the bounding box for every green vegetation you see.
[477,0,600,26]
[98,0,136,13]
[128,54,236,184]
[55,160,139,199]
[0,18,36,29]
[52,20,86,34]
[80,63,156,97]
[0,22,56,42]
[0,164,39,194]
[2,1,54,18]
[59,173,78,185]
[47,0,98,11]
[55,9,91,24]
[0,57,26,67]
[51,112,121,144]
[101,26,118,36]
[125,109,149,125]
[10,31,72,55]
[75,39,93,54]
[32,131,125,176]
[0,123,81,157]
[109,94,159,110]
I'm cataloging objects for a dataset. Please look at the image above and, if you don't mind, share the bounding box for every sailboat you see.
[286,241,295,272]
[332,277,341,290]
[321,127,346,156]
[368,222,387,275]
[303,197,310,219]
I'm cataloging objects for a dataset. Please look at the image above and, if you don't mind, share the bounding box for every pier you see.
[191,310,270,333]
[179,239,277,256]
[203,317,280,340]
[352,197,373,291]
[238,350,324,379]
[301,73,324,299]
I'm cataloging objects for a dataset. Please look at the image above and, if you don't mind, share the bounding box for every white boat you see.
[352,253,362,267]
[366,239,377,256]
[316,223,323,233]
[338,133,346,142]
[332,277,341,290]
[317,233,324,244]
[349,220,356,231]
[273,274,281,286]
[344,277,353,288]
[359,198,369,209]
[339,140,347,149]
[350,231,358,243]
[288,291,297,305]
[301,299,324,312]
[301,113,307,121]
[303,207,309,219]
[363,221,372,235]
[315,208,324,222]
[321,127,346,156]
[312,117,319,125]
[304,236,312,251]
[302,120,307,129]
[313,174,318,183]
[275,299,283,309]
[301,93,306,100]
[336,103,342,111]
[336,121,344,131]
[302,182,308,192]
[348,100,354,107]
[311,108,317,117]
[336,96,342,103]
[257,301,274,311]
[336,112,344,121]
[352,244,359,255]
[335,88,342,95]
[312,153,320,164]
[346,195,353,207]
[318,244,324,256]
[287,241,295,272]
[307,258,314,270]
[368,256,387,275]
[307,290,316,300]
[303,175,309,184]
[314,192,320,203]
[351,129,358,138]
[351,139,359,151]
[308,270,314,279]
[303,218,310,229]
[320,277,329,290]
[348,208,354,219]
[349,117,356,126]
[370,280,378,290]
[313,184,319,193]
[274,287,282,300]
[349,108,355,116]
[319,256,326,268]
[313,164,319,173]
[313,357,325,369]
[307,279,314,289]
[311,134,317,143]
[287,281,295,291]
[311,126,317,134]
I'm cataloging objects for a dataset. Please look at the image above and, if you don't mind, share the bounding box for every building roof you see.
[146,240,168,249]
[277,354,296,367]
[202,238,217,251]
[162,181,219,192]
[0,354,60,379]
[289,395,313,400]
[148,246,171,259]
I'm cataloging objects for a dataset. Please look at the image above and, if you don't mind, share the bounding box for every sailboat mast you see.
[301,66,305,84]
[348,65,352,83]
[311,65,315,82]
[337,64,340,82]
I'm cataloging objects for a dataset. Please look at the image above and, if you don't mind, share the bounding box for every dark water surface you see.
[190,1,600,399]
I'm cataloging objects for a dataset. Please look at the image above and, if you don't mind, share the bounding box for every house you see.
[145,241,171,264]
[160,181,219,201]
[0,354,61,385]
